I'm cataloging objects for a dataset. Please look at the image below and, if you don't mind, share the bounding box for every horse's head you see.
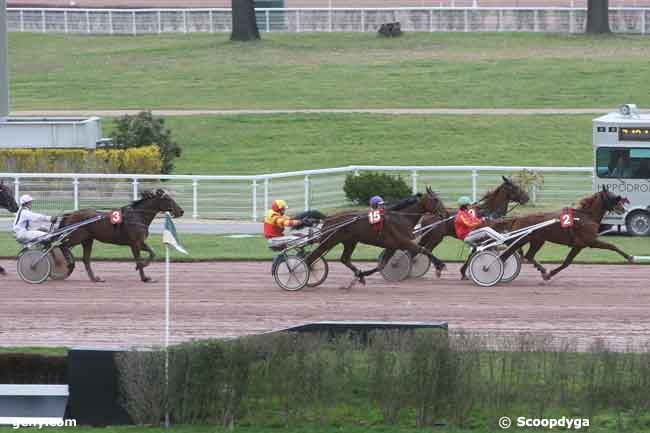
[142,189,184,218]
[600,185,628,215]
[500,176,530,205]
[0,180,19,213]
[422,186,447,218]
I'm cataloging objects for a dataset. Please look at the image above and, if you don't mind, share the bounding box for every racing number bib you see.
[368,210,382,224]
[110,209,123,225]
[560,208,573,228]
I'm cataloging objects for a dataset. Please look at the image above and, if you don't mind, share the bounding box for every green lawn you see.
[107,114,596,174]
[0,232,644,264]
[10,32,650,110]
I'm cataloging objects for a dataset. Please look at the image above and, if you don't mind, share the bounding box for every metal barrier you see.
[6,7,650,34]
[0,165,594,221]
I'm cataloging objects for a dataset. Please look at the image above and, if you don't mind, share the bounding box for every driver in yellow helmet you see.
[263,199,302,239]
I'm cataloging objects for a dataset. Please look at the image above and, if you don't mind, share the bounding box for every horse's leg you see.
[130,242,153,282]
[141,242,156,268]
[522,239,548,277]
[81,239,104,283]
[340,241,364,289]
[584,239,634,263]
[357,248,397,281]
[0,265,5,276]
[459,248,475,280]
[545,247,583,280]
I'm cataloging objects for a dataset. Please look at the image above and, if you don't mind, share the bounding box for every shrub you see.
[343,171,411,206]
[110,111,182,174]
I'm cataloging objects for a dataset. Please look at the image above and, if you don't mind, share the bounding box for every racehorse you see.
[497,187,632,281]
[59,189,184,282]
[305,187,447,289]
[418,176,530,279]
[0,181,19,276]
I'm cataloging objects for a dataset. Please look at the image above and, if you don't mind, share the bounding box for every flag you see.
[163,212,188,254]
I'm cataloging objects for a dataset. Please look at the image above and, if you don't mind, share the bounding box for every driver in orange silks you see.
[263,199,302,240]
[454,196,484,240]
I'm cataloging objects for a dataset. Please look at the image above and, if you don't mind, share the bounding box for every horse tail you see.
[293,210,327,221]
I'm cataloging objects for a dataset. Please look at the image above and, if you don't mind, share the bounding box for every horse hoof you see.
[435,268,444,278]
[0,269,6,276]
[93,277,105,283]
[358,277,366,285]
[542,273,551,281]
[460,275,468,281]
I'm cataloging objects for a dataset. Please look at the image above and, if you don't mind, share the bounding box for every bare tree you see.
[586,0,611,34]
[231,0,260,41]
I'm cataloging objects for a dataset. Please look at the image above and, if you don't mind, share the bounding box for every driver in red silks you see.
[454,196,484,240]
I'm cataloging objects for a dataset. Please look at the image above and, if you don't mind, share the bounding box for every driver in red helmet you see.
[263,199,302,239]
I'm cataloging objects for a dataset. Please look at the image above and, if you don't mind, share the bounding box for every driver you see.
[13,194,57,243]
[454,196,484,240]
[263,199,302,240]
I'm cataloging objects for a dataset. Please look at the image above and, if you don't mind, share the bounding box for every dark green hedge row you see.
[0,353,67,384]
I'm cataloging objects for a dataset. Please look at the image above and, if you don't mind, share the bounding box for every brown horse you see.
[497,187,632,281]
[0,180,19,276]
[418,176,530,278]
[59,189,184,282]
[305,187,447,288]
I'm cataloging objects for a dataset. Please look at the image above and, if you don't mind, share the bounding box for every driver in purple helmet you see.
[368,196,385,230]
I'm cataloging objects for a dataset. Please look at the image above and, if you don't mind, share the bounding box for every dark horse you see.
[497,187,632,281]
[305,187,447,289]
[418,176,530,279]
[0,180,19,276]
[59,189,184,282]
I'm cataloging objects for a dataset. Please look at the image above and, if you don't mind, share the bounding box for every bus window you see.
[597,147,650,179]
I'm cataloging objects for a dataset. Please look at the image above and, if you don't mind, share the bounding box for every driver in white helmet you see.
[13,194,57,243]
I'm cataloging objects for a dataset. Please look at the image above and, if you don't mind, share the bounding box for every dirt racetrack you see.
[0,260,648,351]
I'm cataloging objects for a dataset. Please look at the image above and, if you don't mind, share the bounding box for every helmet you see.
[457,196,472,206]
[19,194,33,206]
[369,196,384,207]
[271,199,288,212]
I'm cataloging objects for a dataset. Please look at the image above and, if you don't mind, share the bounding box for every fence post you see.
[109,10,113,35]
[64,10,68,33]
[411,170,418,194]
[132,10,136,35]
[304,175,310,211]
[19,10,24,32]
[252,179,258,222]
[86,10,90,33]
[471,169,478,202]
[209,10,214,33]
[73,178,79,210]
[464,9,468,32]
[296,9,300,32]
[642,10,646,35]
[328,8,332,32]
[534,10,538,32]
[532,183,537,204]
[192,179,198,220]
[498,9,502,32]
[41,10,45,32]
[14,177,20,201]
[569,7,574,33]
[263,178,269,214]
[429,8,433,32]
[132,178,139,200]
[158,10,161,33]
[183,10,187,33]
[265,10,270,32]
[361,9,364,32]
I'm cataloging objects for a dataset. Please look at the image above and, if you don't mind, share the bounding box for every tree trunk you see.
[586,0,611,34]
[231,0,260,41]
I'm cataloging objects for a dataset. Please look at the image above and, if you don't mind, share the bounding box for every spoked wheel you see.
[468,250,504,287]
[17,248,53,284]
[49,247,75,280]
[379,250,412,282]
[273,255,310,291]
[306,257,329,288]
[500,251,522,284]
[409,253,431,279]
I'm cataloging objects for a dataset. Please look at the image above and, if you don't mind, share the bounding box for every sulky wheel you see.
[49,247,75,280]
[274,255,310,291]
[379,250,412,282]
[306,257,329,288]
[408,252,431,279]
[500,251,522,284]
[468,250,504,287]
[17,248,53,284]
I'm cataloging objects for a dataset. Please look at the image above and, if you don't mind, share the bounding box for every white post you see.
[642,10,646,35]
[14,177,19,200]
[41,10,45,32]
[296,9,300,32]
[132,10,136,35]
[164,242,170,429]
[19,10,24,32]
[209,10,213,33]
[429,8,433,32]
[534,10,538,32]
[86,10,90,33]
[252,179,258,222]
[183,10,187,33]
[361,9,364,32]
[132,178,138,200]
[569,0,574,33]
[464,9,468,32]
[158,10,161,34]
[328,3,332,32]
[73,178,79,210]
[498,9,502,32]
[265,9,270,32]
[532,184,537,203]
[411,170,418,194]
[109,10,113,35]
[471,169,478,202]
[192,179,198,220]
[64,10,68,33]
[304,175,309,211]
[263,178,269,213]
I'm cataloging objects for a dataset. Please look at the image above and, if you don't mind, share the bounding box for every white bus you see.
[593,104,650,236]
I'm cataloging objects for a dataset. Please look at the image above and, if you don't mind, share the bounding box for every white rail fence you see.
[6,7,650,34]
[0,166,594,221]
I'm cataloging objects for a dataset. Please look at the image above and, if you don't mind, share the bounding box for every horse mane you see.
[129,189,162,207]
[388,194,422,211]
[577,192,601,210]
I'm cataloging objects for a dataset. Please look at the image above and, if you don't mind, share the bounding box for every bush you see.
[343,171,411,206]
[110,111,182,174]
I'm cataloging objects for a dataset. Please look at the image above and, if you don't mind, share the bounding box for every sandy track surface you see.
[1,260,648,350]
